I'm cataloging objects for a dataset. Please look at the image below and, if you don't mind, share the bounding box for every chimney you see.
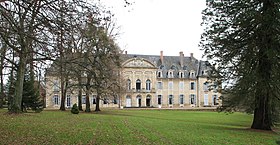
[190,53,194,61]
[125,51,127,55]
[160,51,164,64]
[179,51,184,67]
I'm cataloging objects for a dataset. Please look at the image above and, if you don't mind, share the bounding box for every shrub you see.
[71,103,79,114]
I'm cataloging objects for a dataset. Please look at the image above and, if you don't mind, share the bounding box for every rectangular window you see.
[54,95,59,105]
[92,95,96,104]
[66,95,71,107]
[158,95,162,105]
[168,82,173,90]
[168,95,173,105]
[204,94,209,105]
[179,95,184,104]
[53,80,59,92]
[190,82,195,90]
[157,82,163,89]
[179,82,184,90]
[203,82,208,91]
[190,94,195,105]
[82,95,86,104]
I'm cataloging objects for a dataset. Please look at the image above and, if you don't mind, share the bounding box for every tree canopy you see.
[201,0,280,130]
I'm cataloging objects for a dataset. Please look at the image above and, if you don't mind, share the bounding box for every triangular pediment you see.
[122,58,156,68]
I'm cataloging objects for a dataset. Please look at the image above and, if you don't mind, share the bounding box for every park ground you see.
[0,109,279,145]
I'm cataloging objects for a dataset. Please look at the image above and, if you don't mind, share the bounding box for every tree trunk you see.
[251,48,272,130]
[10,54,27,113]
[0,44,6,108]
[95,95,101,112]
[78,87,83,111]
[85,77,91,112]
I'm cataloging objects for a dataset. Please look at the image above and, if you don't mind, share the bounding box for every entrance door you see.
[146,98,150,107]
[146,95,151,107]
[126,96,131,107]
[137,95,141,107]
[138,98,141,107]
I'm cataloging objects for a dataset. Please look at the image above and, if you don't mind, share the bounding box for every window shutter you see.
[189,95,191,104]
[194,82,196,90]
[172,96,174,104]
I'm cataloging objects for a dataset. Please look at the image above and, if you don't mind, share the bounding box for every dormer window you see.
[189,71,195,78]
[168,71,173,78]
[157,71,162,78]
[179,72,184,78]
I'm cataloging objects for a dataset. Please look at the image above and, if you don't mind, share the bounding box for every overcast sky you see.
[102,0,206,59]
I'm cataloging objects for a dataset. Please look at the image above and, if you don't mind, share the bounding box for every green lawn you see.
[0,109,279,145]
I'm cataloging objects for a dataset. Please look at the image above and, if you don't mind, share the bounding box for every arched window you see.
[136,79,141,91]
[146,79,151,90]
[127,79,131,90]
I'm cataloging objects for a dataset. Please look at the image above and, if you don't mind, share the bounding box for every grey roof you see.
[121,54,210,79]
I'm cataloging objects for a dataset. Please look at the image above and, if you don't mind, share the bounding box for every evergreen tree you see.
[22,78,43,112]
[201,0,280,130]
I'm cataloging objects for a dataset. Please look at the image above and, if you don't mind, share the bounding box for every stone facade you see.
[45,51,221,109]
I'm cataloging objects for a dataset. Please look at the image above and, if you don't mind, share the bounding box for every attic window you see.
[168,71,173,78]
[179,72,184,78]
[157,71,162,78]
[171,65,176,70]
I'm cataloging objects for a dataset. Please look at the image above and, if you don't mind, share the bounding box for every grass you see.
[0,109,279,145]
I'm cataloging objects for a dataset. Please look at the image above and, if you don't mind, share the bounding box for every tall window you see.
[168,95,173,105]
[204,94,209,105]
[158,95,162,105]
[213,95,218,105]
[136,79,141,91]
[179,94,184,104]
[53,95,59,105]
[82,95,86,104]
[92,95,97,104]
[127,79,131,90]
[157,82,163,89]
[66,95,71,107]
[190,82,195,90]
[146,79,151,90]
[190,94,195,105]
[203,82,209,91]
[179,82,184,90]
[168,81,173,90]
[53,80,59,92]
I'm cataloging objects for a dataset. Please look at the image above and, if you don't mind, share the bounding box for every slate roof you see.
[121,53,210,79]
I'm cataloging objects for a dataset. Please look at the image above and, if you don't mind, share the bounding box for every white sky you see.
[102,0,206,59]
